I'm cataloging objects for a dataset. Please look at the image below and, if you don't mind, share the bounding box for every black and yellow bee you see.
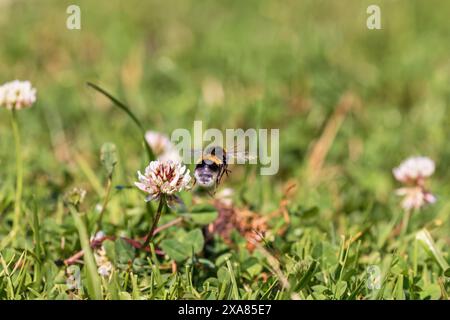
[193,145,255,192]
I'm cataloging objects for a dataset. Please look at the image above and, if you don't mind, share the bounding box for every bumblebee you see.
[193,145,256,192]
[194,146,231,191]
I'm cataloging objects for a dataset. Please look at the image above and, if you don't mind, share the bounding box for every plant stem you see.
[11,110,23,237]
[142,196,166,249]
[95,177,113,233]
[32,203,42,290]
[399,209,411,252]
[64,217,182,265]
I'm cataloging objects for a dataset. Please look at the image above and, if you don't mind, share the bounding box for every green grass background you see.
[0,0,449,299]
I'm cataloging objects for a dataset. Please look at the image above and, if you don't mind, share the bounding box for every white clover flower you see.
[396,187,436,211]
[145,131,181,162]
[158,148,183,163]
[145,131,172,155]
[90,230,105,243]
[97,262,112,277]
[135,160,192,202]
[393,156,435,185]
[94,246,113,277]
[393,156,436,211]
[0,80,37,110]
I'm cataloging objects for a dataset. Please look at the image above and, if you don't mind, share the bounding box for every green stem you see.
[142,196,166,249]
[11,110,23,236]
[95,177,113,234]
[399,209,411,252]
[32,205,42,290]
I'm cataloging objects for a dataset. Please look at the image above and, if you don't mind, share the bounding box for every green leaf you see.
[215,253,233,267]
[115,238,136,264]
[335,281,347,299]
[246,263,262,278]
[217,266,231,284]
[301,206,319,219]
[160,239,191,261]
[102,239,116,263]
[119,292,132,300]
[295,261,318,291]
[242,258,262,278]
[181,204,218,225]
[444,268,450,278]
[181,212,218,225]
[419,283,441,300]
[312,285,329,294]
[160,229,205,262]
[191,204,217,213]
[100,142,118,178]
[393,275,405,300]
[198,258,215,269]
[183,229,205,254]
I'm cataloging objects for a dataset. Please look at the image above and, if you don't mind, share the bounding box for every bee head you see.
[194,162,219,188]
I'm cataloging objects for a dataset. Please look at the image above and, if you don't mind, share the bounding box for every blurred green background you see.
[0,0,449,300]
[1,0,449,206]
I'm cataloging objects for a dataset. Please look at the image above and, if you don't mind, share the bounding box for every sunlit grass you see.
[0,0,449,300]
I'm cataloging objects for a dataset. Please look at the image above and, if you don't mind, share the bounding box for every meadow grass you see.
[0,0,449,299]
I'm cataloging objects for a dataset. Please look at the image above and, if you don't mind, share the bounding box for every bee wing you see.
[185,145,257,163]
[225,143,258,161]
[185,148,205,157]
[226,151,258,162]
[181,148,206,162]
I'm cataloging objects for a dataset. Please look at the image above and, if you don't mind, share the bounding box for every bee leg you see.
[218,168,228,184]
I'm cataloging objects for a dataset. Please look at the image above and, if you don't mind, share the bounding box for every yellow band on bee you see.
[197,154,222,165]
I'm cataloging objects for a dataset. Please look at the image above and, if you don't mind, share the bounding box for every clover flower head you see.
[94,246,113,277]
[393,156,435,185]
[90,230,105,243]
[135,160,192,202]
[145,131,181,162]
[396,187,436,211]
[393,156,436,211]
[0,80,37,110]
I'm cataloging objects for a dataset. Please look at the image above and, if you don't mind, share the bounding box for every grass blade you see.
[226,259,240,300]
[70,206,103,300]
[416,229,449,274]
[86,82,155,161]
[87,82,143,131]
